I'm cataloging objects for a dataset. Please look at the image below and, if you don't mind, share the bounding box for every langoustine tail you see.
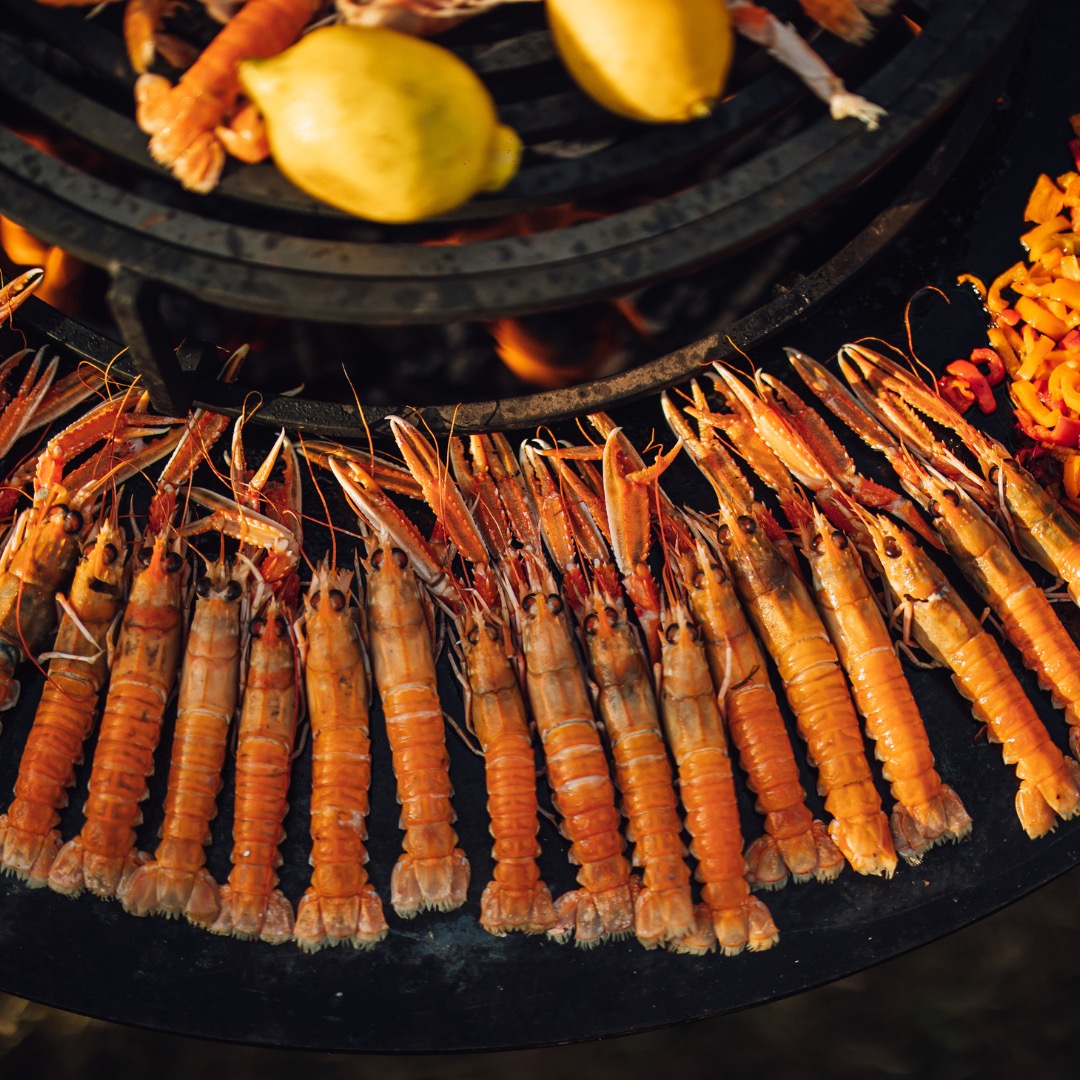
[479,880,557,937]
[294,885,389,951]
[548,878,638,948]
[210,885,295,944]
[633,879,697,949]
[119,862,221,927]
[1015,757,1080,839]
[47,836,149,898]
[0,816,61,887]
[391,848,470,918]
[828,814,898,878]
[891,785,973,865]
[709,894,780,957]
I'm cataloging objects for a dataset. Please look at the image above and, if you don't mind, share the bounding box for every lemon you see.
[238,26,522,224]
[547,0,734,123]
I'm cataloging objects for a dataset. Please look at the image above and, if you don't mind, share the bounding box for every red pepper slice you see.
[1062,328,1080,351]
[938,373,976,414]
[968,347,1006,386]
[1070,139,1080,172]
[944,361,996,413]
[1015,408,1080,447]
[997,307,1022,327]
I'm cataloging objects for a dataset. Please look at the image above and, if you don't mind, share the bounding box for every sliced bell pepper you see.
[1011,378,1061,427]
[937,374,975,414]
[1063,453,1080,501]
[968,347,1006,385]
[956,273,987,300]
[1024,174,1066,224]
[1015,295,1069,339]
[944,361,995,413]
[1014,408,1080,448]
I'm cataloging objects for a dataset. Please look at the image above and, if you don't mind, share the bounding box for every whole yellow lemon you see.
[547,0,734,123]
[238,26,522,224]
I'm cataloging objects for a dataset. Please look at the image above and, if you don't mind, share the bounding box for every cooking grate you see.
[0,0,1029,432]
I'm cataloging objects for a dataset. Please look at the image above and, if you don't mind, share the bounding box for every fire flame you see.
[431,204,652,389]
[0,131,86,314]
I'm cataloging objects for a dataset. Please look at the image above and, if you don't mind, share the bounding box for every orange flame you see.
[1,131,86,314]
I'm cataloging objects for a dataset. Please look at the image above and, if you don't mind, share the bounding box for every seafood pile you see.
[0,268,1078,957]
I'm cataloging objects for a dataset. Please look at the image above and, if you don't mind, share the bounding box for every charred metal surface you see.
[0,0,1025,324]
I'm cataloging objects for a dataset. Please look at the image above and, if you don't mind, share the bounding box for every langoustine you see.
[378,421,557,936]
[658,592,779,955]
[330,458,470,918]
[517,439,692,949]
[47,532,188,898]
[209,595,299,943]
[857,511,1080,838]
[801,344,1080,761]
[119,556,245,926]
[576,415,841,892]
[293,562,389,951]
[0,389,185,715]
[678,527,844,885]
[438,431,636,946]
[0,520,127,884]
[459,598,557,936]
[134,0,322,192]
[709,364,971,862]
[663,388,897,877]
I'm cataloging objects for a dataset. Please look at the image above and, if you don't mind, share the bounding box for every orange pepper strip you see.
[1012,378,1061,427]
[1043,277,1080,311]
[1016,295,1070,339]
[1059,255,1080,281]
[1017,331,1056,380]
[1058,366,1080,415]
[1025,174,1066,224]
[1064,454,1080,501]
[957,273,987,300]
[1021,216,1071,259]
[987,327,1020,374]
[987,262,1028,316]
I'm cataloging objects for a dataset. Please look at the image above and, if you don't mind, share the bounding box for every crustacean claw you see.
[0,349,59,463]
[389,415,489,569]
[298,439,425,501]
[182,487,302,579]
[0,267,44,323]
[328,456,461,610]
[33,388,185,506]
